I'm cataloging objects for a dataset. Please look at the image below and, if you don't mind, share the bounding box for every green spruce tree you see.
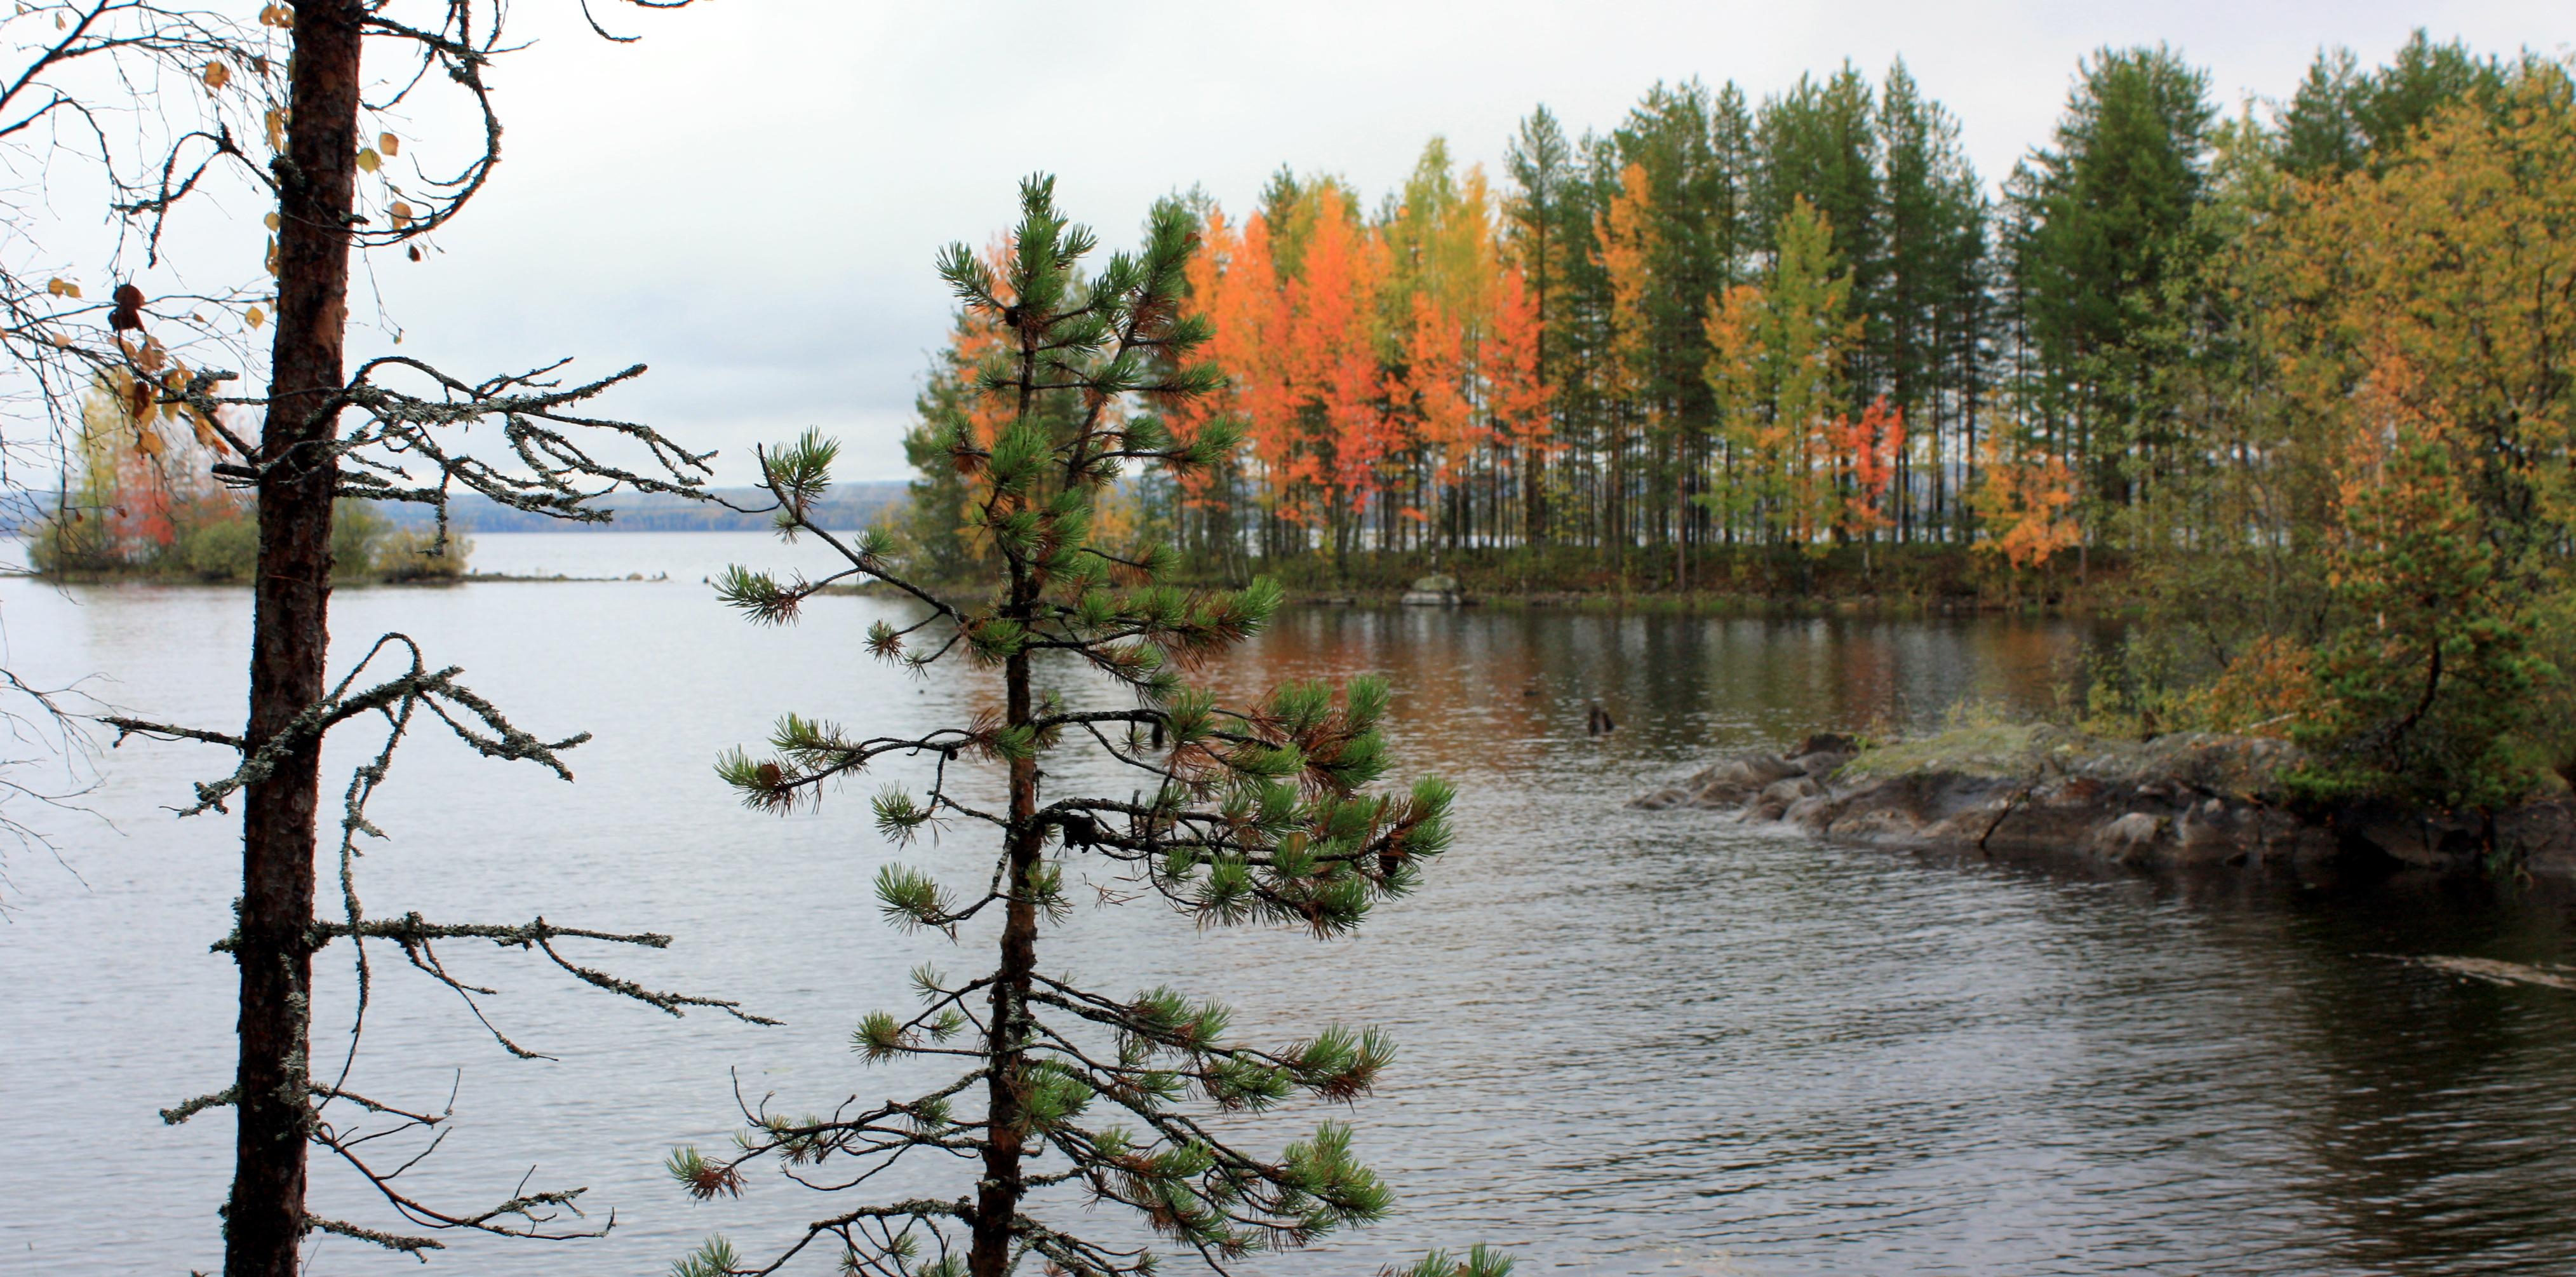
[674,176,1503,1277]
[2010,44,2216,542]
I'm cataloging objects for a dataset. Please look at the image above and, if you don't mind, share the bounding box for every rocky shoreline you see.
[1632,724,2576,881]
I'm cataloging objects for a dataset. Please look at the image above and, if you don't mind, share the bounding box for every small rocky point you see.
[1632,724,2576,879]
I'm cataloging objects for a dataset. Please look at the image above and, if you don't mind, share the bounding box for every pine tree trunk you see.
[971,637,1043,1277]
[228,4,361,1273]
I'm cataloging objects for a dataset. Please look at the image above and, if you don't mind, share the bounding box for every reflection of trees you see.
[900,600,2576,1273]
[1143,608,2098,783]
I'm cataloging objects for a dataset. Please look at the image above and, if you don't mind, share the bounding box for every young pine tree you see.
[680,177,1505,1277]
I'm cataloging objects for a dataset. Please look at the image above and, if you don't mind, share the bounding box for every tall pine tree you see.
[682,177,1501,1277]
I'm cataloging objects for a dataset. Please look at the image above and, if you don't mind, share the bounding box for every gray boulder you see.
[1632,724,2576,879]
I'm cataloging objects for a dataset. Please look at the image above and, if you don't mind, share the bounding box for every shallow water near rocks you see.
[4,531,2574,1276]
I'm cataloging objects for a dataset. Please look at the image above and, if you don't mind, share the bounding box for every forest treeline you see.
[896,33,2576,809]
[25,379,467,583]
[893,33,2567,605]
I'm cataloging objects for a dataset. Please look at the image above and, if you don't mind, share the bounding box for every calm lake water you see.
[4,530,2575,1276]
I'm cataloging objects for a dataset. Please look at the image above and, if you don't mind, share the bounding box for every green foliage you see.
[697,177,1492,1276]
[873,863,953,933]
[2279,30,2509,178]
[763,429,839,527]
[669,1236,741,1277]
[2116,55,2576,826]
[1394,1245,1517,1277]
[176,513,260,581]
[2009,43,2215,513]
[1401,1246,1514,1276]
[29,493,468,584]
[330,498,388,579]
[373,527,472,582]
[713,565,795,625]
[2289,430,2553,811]
[665,1146,742,1202]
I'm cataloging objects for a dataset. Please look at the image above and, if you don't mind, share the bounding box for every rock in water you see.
[1400,573,1461,606]
[1631,724,2576,880]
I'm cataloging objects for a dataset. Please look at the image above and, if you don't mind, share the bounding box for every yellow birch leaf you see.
[246,306,265,329]
[379,133,399,156]
[193,410,224,452]
[389,201,413,227]
[264,212,280,230]
[44,278,67,297]
[356,148,379,173]
[135,428,164,458]
[201,61,229,90]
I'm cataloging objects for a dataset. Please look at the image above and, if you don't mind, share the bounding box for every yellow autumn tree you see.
[1595,161,1658,577]
[1703,196,1856,555]
[2201,57,2576,797]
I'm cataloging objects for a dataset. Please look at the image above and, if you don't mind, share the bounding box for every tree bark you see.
[227,3,360,1273]
[970,637,1042,1277]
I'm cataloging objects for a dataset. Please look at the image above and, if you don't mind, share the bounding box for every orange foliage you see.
[1168,168,1556,546]
[1391,292,1475,485]
[1594,163,1658,408]
[1175,208,1287,510]
[1484,266,1552,457]
[1973,433,2079,571]
[2189,635,2317,737]
[1286,187,1393,509]
[1826,395,1903,540]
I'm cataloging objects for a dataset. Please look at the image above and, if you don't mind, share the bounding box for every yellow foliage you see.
[1972,432,2079,571]
[2187,635,2318,737]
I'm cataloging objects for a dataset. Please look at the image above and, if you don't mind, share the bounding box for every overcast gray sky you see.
[352,0,2569,485]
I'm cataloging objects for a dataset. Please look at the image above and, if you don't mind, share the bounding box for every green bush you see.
[25,514,114,576]
[373,527,472,582]
[330,499,386,580]
[177,515,260,581]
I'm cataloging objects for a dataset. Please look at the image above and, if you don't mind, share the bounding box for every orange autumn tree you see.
[1827,395,1904,575]
[1972,428,2080,579]
[1483,264,1554,536]
[1390,291,1472,539]
[1170,206,1286,562]
[2147,57,2576,809]
[1278,183,1390,564]
[1171,151,1555,573]
[32,370,242,574]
